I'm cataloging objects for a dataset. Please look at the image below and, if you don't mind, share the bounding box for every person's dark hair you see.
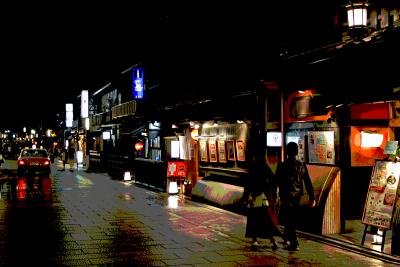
[286,142,298,158]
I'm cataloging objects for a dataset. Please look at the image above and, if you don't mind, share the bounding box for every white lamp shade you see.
[360,131,383,148]
[124,171,131,181]
[168,181,179,194]
[347,3,368,27]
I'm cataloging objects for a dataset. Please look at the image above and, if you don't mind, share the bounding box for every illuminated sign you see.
[102,131,111,140]
[81,90,89,118]
[266,132,282,147]
[171,140,180,158]
[66,103,73,127]
[132,67,144,99]
[66,103,73,112]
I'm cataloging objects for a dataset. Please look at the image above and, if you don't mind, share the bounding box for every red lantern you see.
[135,142,144,151]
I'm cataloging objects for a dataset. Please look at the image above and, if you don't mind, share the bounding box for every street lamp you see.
[346,1,369,38]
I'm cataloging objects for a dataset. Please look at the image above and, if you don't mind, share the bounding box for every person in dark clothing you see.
[67,146,76,171]
[275,142,315,251]
[240,155,282,251]
[60,146,67,171]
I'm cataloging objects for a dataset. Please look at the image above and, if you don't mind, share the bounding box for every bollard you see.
[124,171,131,181]
[168,180,179,194]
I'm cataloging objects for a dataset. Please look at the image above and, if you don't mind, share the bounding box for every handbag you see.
[247,192,269,208]
[299,179,311,207]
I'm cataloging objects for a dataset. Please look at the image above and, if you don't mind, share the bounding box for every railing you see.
[91,112,111,127]
[111,100,136,119]
[91,100,136,127]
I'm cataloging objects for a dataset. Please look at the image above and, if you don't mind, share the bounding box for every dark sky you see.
[0,1,346,130]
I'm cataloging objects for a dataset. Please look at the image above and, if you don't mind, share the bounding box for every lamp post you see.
[346,1,369,39]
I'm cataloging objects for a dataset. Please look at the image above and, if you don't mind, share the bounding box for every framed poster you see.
[236,140,246,161]
[217,140,227,163]
[199,139,208,162]
[361,160,400,229]
[308,131,335,165]
[226,140,236,161]
[208,140,218,162]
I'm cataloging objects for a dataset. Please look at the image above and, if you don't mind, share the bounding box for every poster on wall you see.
[217,140,227,163]
[199,139,208,162]
[208,140,218,162]
[362,160,400,229]
[236,140,246,161]
[308,131,335,165]
[226,140,236,161]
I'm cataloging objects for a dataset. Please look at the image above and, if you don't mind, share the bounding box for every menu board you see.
[167,161,187,178]
[308,131,335,165]
[361,160,400,229]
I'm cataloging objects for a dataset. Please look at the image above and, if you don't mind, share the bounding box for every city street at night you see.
[0,2,400,266]
[0,160,399,266]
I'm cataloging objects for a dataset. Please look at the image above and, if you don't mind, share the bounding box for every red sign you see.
[167,161,187,178]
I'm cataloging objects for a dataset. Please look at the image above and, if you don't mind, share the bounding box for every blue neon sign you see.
[132,67,144,99]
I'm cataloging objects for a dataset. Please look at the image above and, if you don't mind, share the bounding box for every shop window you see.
[149,135,161,161]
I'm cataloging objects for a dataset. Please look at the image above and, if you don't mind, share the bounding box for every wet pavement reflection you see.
[0,162,399,266]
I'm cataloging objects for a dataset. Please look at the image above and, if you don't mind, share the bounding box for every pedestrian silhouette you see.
[240,154,282,251]
[274,142,315,251]
[60,146,67,171]
[67,146,76,171]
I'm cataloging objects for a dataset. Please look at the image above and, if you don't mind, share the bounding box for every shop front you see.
[332,100,400,255]
[283,89,342,235]
[191,121,250,209]
[130,121,167,191]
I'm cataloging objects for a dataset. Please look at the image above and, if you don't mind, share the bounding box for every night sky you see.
[0,1,378,130]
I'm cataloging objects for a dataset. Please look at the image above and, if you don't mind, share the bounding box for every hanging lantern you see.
[346,1,368,28]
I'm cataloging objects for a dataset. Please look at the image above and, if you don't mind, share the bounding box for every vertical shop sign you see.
[65,103,73,127]
[81,90,89,118]
[132,67,144,99]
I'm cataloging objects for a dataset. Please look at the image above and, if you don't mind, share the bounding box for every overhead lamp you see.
[346,1,368,39]
[346,1,368,28]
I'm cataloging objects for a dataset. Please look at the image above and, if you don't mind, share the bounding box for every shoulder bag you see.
[247,192,269,208]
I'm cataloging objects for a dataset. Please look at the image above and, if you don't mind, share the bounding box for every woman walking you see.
[240,154,282,251]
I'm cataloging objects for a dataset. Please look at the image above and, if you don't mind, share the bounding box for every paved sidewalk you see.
[66,167,400,266]
[1,163,399,266]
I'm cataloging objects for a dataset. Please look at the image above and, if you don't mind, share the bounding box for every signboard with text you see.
[167,161,187,178]
[362,160,400,229]
[132,67,144,99]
